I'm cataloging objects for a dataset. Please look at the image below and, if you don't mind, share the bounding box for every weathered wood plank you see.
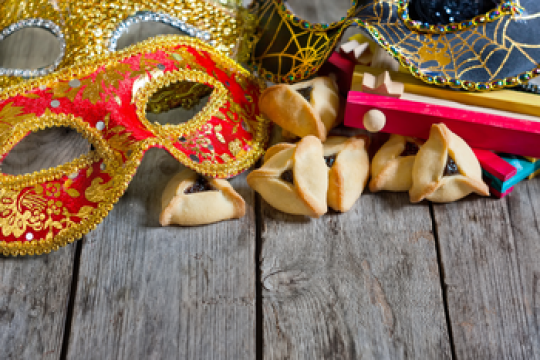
[0,248,77,360]
[0,247,76,360]
[2,127,91,175]
[0,121,83,360]
[259,2,450,359]
[66,148,257,359]
[260,192,452,359]
[1,19,256,360]
[433,186,540,359]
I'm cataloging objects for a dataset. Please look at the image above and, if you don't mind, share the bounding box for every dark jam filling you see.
[184,176,214,194]
[325,155,337,168]
[280,169,294,184]
[443,156,459,176]
[400,142,420,157]
[297,86,313,102]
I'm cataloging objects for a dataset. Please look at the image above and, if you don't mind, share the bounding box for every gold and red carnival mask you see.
[0,36,270,256]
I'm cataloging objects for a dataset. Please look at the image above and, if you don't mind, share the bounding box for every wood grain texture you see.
[0,248,77,360]
[0,28,60,70]
[433,189,540,359]
[260,192,452,359]
[2,127,91,175]
[5,2,540,359]
[66,149,256,360]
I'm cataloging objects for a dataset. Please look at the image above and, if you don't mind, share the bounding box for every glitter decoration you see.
[108,11,212,52]
[399,0,522,34]
[0,0,256,88]
[0,18,65,78]
[0,36,270,256]
[250,0,540,91]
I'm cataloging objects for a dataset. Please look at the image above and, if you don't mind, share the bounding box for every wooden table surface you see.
[1,1,540,359]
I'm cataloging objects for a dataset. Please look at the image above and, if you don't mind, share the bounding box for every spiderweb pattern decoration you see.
[356,0,540,84]
[249,0,352,83]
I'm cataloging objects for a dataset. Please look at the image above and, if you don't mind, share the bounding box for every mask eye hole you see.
[146,82,214,126]
[0,21,64,77]
[408,0,499,25]
[285,0,353,24]
[2,127,91,176]
[110,12,211,52]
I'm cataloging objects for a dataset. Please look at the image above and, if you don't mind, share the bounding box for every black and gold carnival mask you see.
[249,0,539,91]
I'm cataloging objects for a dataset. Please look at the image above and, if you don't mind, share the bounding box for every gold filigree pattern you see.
[0,184,95,244]
[356,0,540,90]
[146,82,213,113]
[0,36,270,256]
[250,0,540,89]
[249,0,357,83]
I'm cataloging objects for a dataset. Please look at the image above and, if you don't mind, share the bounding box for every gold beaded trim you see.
[359,20,540,91]
[0,0,255,89]
[273,0,357,31]
[0,113,111,191]
[0,36,269,178]
[0,35,262,99]
[0,139,153,256]
[137,70,228,138]
[398,0,522,34]
[0,36,270,255]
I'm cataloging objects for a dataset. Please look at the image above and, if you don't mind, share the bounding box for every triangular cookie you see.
[409,124,490,203]
[369,134,424,192]
[247,136,328,217]
[160,168,245,226]
[324,136,370,212]
[263,142,296,163]
[259,76,340,142]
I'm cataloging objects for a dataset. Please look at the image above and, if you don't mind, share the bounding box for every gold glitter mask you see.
[0,0,256,88]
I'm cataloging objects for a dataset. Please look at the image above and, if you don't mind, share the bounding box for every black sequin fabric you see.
[408,0,499,25]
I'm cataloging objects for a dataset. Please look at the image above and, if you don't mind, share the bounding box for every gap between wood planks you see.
[252,192,457,359]
[54,197,458,360]
[59,240,83,360]
[429,203,457,360]
[255,193,264,360]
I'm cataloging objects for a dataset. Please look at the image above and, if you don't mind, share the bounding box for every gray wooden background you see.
[0,1,539,359]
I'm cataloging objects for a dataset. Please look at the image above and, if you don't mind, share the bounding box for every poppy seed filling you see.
[443,156,459,176]
[185,176,214,194]
[297,86,313,102]
[325,155,337,168]
[280,169,294,183]
[400,142,420,157]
